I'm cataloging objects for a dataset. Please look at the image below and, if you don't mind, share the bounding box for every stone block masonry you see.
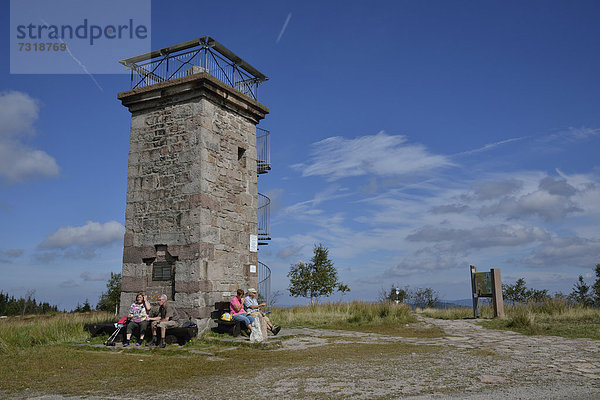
[118,72,269,319]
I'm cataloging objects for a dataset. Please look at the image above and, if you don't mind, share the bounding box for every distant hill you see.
[406,300,468,309]
[444,299,472,307]
[442,298,492,307]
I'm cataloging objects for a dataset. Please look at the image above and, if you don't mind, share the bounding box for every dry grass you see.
[0,312,114,351]
[418,300,600,339]
[0,339,442,396]
[269,301,444,338]
[272,301,414,325]
[0,307,443,396]
[482,302,600,339]
[418,306,477,320]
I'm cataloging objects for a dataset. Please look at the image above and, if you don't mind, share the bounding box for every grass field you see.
[0,312,114,350]
[419,299,600,340]
[1,300,598,396]
[0,302,438,396]
[269,301,443,337]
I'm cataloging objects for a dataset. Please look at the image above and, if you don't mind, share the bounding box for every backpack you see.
[182,321,197,328]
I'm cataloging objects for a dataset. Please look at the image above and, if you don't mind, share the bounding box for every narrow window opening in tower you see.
[238,146,246,168]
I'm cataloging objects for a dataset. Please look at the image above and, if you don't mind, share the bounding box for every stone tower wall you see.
[118,73,268,318]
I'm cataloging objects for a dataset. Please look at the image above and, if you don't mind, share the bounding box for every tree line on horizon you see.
[3,258,599,316]
[501,264,600,307]
[382,264,600,308]
[0,291,60,316]
[0,271,122,316]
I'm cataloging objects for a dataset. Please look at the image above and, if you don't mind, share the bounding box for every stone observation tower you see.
[117,37,272,319]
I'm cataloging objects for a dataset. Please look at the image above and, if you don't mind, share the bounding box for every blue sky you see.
[1,1,600,309]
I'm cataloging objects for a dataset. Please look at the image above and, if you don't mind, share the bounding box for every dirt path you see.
[418,316,600,379]
[23,317,600,399]
[220,317,600,399]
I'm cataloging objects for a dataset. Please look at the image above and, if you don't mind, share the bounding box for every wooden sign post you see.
[470,265,505,318]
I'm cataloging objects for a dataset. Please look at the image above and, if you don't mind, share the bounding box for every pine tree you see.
[0,291,7,315]
[288,243,349,306]
[593,264,600,307]
[96,272,122,313]
[569,275,592,307]
[81,299,92,312]
[502,278,530,304]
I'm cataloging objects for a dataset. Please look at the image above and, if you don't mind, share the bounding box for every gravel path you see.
[219,317,600,399]
[20,317,600,399]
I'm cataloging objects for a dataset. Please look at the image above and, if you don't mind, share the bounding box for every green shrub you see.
[506,308,535,329]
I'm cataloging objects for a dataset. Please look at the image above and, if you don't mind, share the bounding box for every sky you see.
[1,1,600,310]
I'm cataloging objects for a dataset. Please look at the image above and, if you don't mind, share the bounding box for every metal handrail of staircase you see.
[256,127,271,175]
[257,261,271,306]
[258,193,270,243]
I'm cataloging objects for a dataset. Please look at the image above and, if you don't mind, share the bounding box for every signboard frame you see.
[470,265,504,318]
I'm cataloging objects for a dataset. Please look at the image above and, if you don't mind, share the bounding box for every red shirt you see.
[230,296,246,315]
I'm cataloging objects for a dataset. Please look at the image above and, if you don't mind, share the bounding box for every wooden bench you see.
[86,322,198,345]
[210,301,248,337]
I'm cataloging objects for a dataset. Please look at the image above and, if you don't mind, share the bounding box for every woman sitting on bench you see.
[123,292,151,347]
[230,289,254,332]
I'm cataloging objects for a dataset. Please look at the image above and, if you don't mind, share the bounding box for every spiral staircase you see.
[256,127,271,304]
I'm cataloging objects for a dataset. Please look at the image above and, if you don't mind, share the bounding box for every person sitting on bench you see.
[146,294,180,348]
[244,288,280,335]
[230,289,254,333]
[123,292,151,347]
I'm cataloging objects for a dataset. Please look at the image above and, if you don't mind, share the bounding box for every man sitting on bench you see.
[147,294,180,348]
[244,288,281,335]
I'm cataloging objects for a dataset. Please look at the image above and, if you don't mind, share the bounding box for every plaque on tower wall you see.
[250,235,258,252]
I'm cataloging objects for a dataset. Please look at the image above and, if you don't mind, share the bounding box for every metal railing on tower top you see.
[119,36,268,100]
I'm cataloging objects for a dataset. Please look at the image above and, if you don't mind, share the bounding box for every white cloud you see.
[473,179,523,200]
[538,176,577,196]
[271,234,321,264]
[59,280,79,289]
[406,224,550,253]
[0,91,59,183]
[385,253,467,279]
[544,127,600,143]
[431,204,469,214]
[276,245,305,259]
[265,188,284,214]
[0,91,39,138]
[278,185,351,232]
[269,132,600,300]
[480,190,581,221]
[38,221,125,259]
[81,271,110,282]
[0,248,24,263]
[0,142,60,182]
[520,236,600,269]
[294,131,453,181]
[5,249,23,257]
